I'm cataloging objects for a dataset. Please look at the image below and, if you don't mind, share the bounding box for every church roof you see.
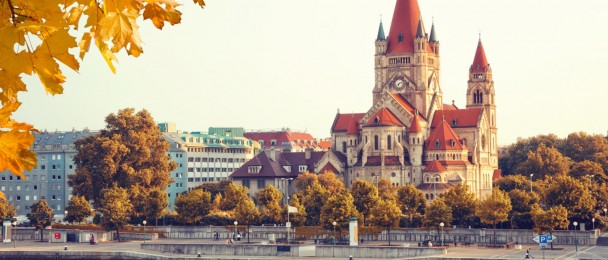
[426,117,466,151]
[471,39,490,73]
[386,0,428,54]
[365,108,405,127]
[431,108,483,129]
[416,182,453,191]
[331,113,365,133]
[424,160,447,172]
[428,22,438,43]
[376,20,386,41]
[409,114,422,133]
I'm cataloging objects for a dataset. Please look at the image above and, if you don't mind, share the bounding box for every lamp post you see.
[332,221,337,246]
[604,208,607,217]
[64,211,68,224]
[234,221,238,245]
[11,221,16,248]
[440,222,444,246]
[281,177,293,244]
[529,174,533,192]
[142,220,147,243]
[573,221,578,253]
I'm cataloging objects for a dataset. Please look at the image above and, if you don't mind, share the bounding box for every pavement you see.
[1,238,608,259]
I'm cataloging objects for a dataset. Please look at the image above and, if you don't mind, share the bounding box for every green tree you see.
[423,198,452,228]
[220,182,249,211]
[320,192,360,235]
[477,188,512,246]
[543,175,595,220]
[256,185,283,224]
[350,179,379,225]
[99,186,134,242]
[299,181,330,226]
[494,175,531,192]
[64,196,93,224]
[234,196,260,243]
[68,108,176,213]
[442,184,478,227]
[368,199,401,245]
[294,171,319,191]
[27,200,54,241]
[518,143,571,179]
[507,189,539,229]
[396,184,426,227]
[283,194,306,227]
[531,205,569,233]
[0,198,16,219]
[318,171,346,193]
[174,188,212,225]
[498,134,563,175]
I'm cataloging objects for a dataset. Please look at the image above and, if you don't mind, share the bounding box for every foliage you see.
[174,188,212,225]
[299,181,330,226]
[256,185,283,224]
[27,199,54,241]
[294,171,318,191]
[318,171,346,193]
[220,182,249,211]
[294,226,326,240]
[0,197,15,219]
[142,189,169,225]
[542,175,595,220]
[200,211,233,226]
[198,180,232,200]
[507,189,539,229]
[442,184,478,226]
[64,195,93,224]
[377,178,397,200]
[518,143,571,179]
[234,195,260,242]
[368,198,401,245]
[98,186,133,241]
[494,175,531,192]
[531,205,569,233]
[477,188,511,227]
[562,132,608,163]
[423,198,452,228]
[498,134,563,175]
[283,194,306,226]
[0,0,206,187]
[320,192,360,232]
[69,108,176,213]
[396,184,426,216]
[569,160,607,184]
[350,179,379,225]
[212,193,223,212]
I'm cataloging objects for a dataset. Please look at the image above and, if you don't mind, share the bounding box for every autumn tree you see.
[477,188,511,246]
[531,205,569,234]
[569,160,607,184]
[320,192,360,235]
[283,194,306,226]
[542,175,595,220]
[69,108,176,217]
[517,143,571,179]
[64,196,93,224]
[378,178,397,200]
[368,199,401,246]
[562,132,608,163]
[396,184,426,226]
[99,186,134,242]
[256,185,283,224]
[494,175,531,192]
[0,0,206,193]
[318,171,346,193]
[220,182,249,211]
[498,134,563,175]
[442,184,478,227]
[199,180,232,199]
[234,196,260,243]
[0,198,16,219]
[27,200,54,241]
[350,179,379,225]
[299,181,330,226]
[507,189,539,229]
[423,198,452,228]
[294,171,318,191]
[142,189,169,226]
[174,188,212,225]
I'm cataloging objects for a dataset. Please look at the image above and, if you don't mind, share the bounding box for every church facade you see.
[323,0,499,200]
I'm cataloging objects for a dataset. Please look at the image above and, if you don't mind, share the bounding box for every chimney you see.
[268,149,276,161]
[305,148,313,160]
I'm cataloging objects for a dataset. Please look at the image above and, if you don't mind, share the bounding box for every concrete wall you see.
[316,245,446,258]
[141,243,297,257]
[155,225,289,240]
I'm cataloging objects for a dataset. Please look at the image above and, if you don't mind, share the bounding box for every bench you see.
[505,241,515,249]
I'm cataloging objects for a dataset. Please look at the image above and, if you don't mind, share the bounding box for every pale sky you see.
[15,0,608,145]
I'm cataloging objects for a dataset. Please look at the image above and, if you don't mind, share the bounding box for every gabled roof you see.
[365,108,405,127]
[423,160,447,172]
[389,93,418,116]
[244,131,326,150]
[416,182,453,191]
[230,150,326,179]
[431,108,483,129]
[386,0,426,54]
[426,118,466,151]
[331,113,365,133]
[471,39,490,73]
[442,103,458,110]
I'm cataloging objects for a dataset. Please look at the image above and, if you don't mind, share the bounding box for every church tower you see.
[466,39,498,167]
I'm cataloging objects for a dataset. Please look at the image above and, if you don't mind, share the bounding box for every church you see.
[320,0,499,200]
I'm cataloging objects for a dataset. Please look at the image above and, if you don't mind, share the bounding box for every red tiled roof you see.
[416,183,453,191]
[319,140,331,150]
[426,118,466,151]
[423,160,447,172]
[389,93,416,115]
[365,156,382,166]
[409,114,422,133]
[386,0,428,54]
[244,131,324,149]
[365,108,405,127]
[431,109,483,129]
[493,169,502,181]
[347,119,359,135]
[442,161,471,165]
[471,40,489,73]
[385,156,401,166]
[331,113,365,133]
[442,104,458,110]
[319,163,339,174]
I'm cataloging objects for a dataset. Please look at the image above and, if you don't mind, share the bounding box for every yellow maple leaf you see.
[193,0,205,8]
[0,71,27,103]
[34,65,66,95]
[40,29,80,72]
[79,32,93,59]
[0,130,36,180]
[0,101,21,127]
[95,37,117,73]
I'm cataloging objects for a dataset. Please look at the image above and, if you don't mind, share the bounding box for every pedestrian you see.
[525,247,533,258]
[89,234,96,245]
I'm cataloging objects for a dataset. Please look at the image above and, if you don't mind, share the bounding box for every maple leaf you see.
[193,0,205,8]
[39,29,80,72]
[0,101,22,127]
[0,129,37,180]
[0,71,27,103]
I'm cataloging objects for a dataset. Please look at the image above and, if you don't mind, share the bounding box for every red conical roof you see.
[365,108,404,127]
[346,118,359,135]
[424,160,447,172]
[386,0,423,54]
[471,39,489,73]
[409,114,422,133]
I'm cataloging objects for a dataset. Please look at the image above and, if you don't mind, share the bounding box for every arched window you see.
[425,194,429,200]
[482,134,487,150]
[435,176,439,182]
[436,154,439,160]
[365,136,368,143]
[452,118,457,127]
[342,141,347,153]
[398,33,404,43]
[374,135,379,150]
[387,135,392,150]
[349,140,352,146]
[430,194,435,199]
[450,139,456,147]
[374,117,380,125]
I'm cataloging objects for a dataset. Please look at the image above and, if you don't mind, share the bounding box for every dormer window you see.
[398,32,404,43]
[435,140,440,148]
[298,165,307,172]
[248,166,262,174]
[270,139,277,146]
[374,117,379,124]
[452,119,457,127]
[450,139,456,147]
[283,165,291,172]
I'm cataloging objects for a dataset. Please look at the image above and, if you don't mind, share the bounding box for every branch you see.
[6,0,16,26]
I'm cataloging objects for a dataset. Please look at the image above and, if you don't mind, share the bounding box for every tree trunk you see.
[116,228,121,242]
[40,227,44,242]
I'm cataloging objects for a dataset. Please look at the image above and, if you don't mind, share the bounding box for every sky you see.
[14,0,608,145]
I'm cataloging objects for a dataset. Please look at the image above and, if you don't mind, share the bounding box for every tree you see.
[350,179,379,225]
[220,182,249,211]
[64,196,93,224]
[0,198,16,219]
[477,188,511,246]
[143,189,169,226]
[494,175,530,192]
[174,188,212,225]
[569,160,608,184]
[68,108,176,214]
[542,175,595,220]
[318,171,346,193]
[442,184,478,227]
[294,171,319,191]
[498,134,563,175]
[377,178,397,200]
[256,185,283,224]
[234,196,260,243]
[0,0,206,190]
[507,189,539,229]
[27,200,54,241]
[518,143,571,179]
[199,180,233,199]
[423,198,452,228]
[368,199,401,246]
[320,192,360,235]
[299,181,330,226]
[396,184,426,226]
[283,194,306,227]
[98,186,134,242]
[563,132,608,163]
[531,205,569,234]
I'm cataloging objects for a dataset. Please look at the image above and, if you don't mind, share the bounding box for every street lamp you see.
[234,221,238,245]
[592,218,595,230]
[529,174,533,192]
[604,208,607,217]
[281,177,294,244]
[11,221,16,248]
[142,220,147,243]
[439,222,444,246]
[332,221,337,246]
[573,221,578,253]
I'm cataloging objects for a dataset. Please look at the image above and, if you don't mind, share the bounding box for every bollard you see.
[349,256,353,260]
[197,252,201,257]
[64,246,68,250]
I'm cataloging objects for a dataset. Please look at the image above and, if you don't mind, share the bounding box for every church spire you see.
[386,0,423,54]
[471,38,490,73]
[415,18,425,38]
[376,19,386,41]
[429,20,438,43]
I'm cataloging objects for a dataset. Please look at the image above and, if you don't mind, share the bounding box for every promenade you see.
[1,237,607,259]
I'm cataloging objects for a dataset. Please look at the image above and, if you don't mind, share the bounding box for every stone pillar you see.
[349,218,358,246]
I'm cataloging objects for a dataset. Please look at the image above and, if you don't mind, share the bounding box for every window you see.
[374,135,379,150]
[257,179,266,189]
[25,195,30,201]
[248,166,262,174]
[298,165,307,172]
[387,135,392,150]
[34,195,38,200]
[398,32,404,43]
[270,139,277,146]
[435,140,440,148]
[452,119,457,126]
[391,172,396,177]
[242,180,250,188]
[450,140,456,147]
[41,165,46,170]
[69,165,73,169]
[342,141,347,153]
[16,196,20,201]
[0,186,4,191]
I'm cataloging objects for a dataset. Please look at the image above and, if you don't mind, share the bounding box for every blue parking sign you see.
[539,235,547,243]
